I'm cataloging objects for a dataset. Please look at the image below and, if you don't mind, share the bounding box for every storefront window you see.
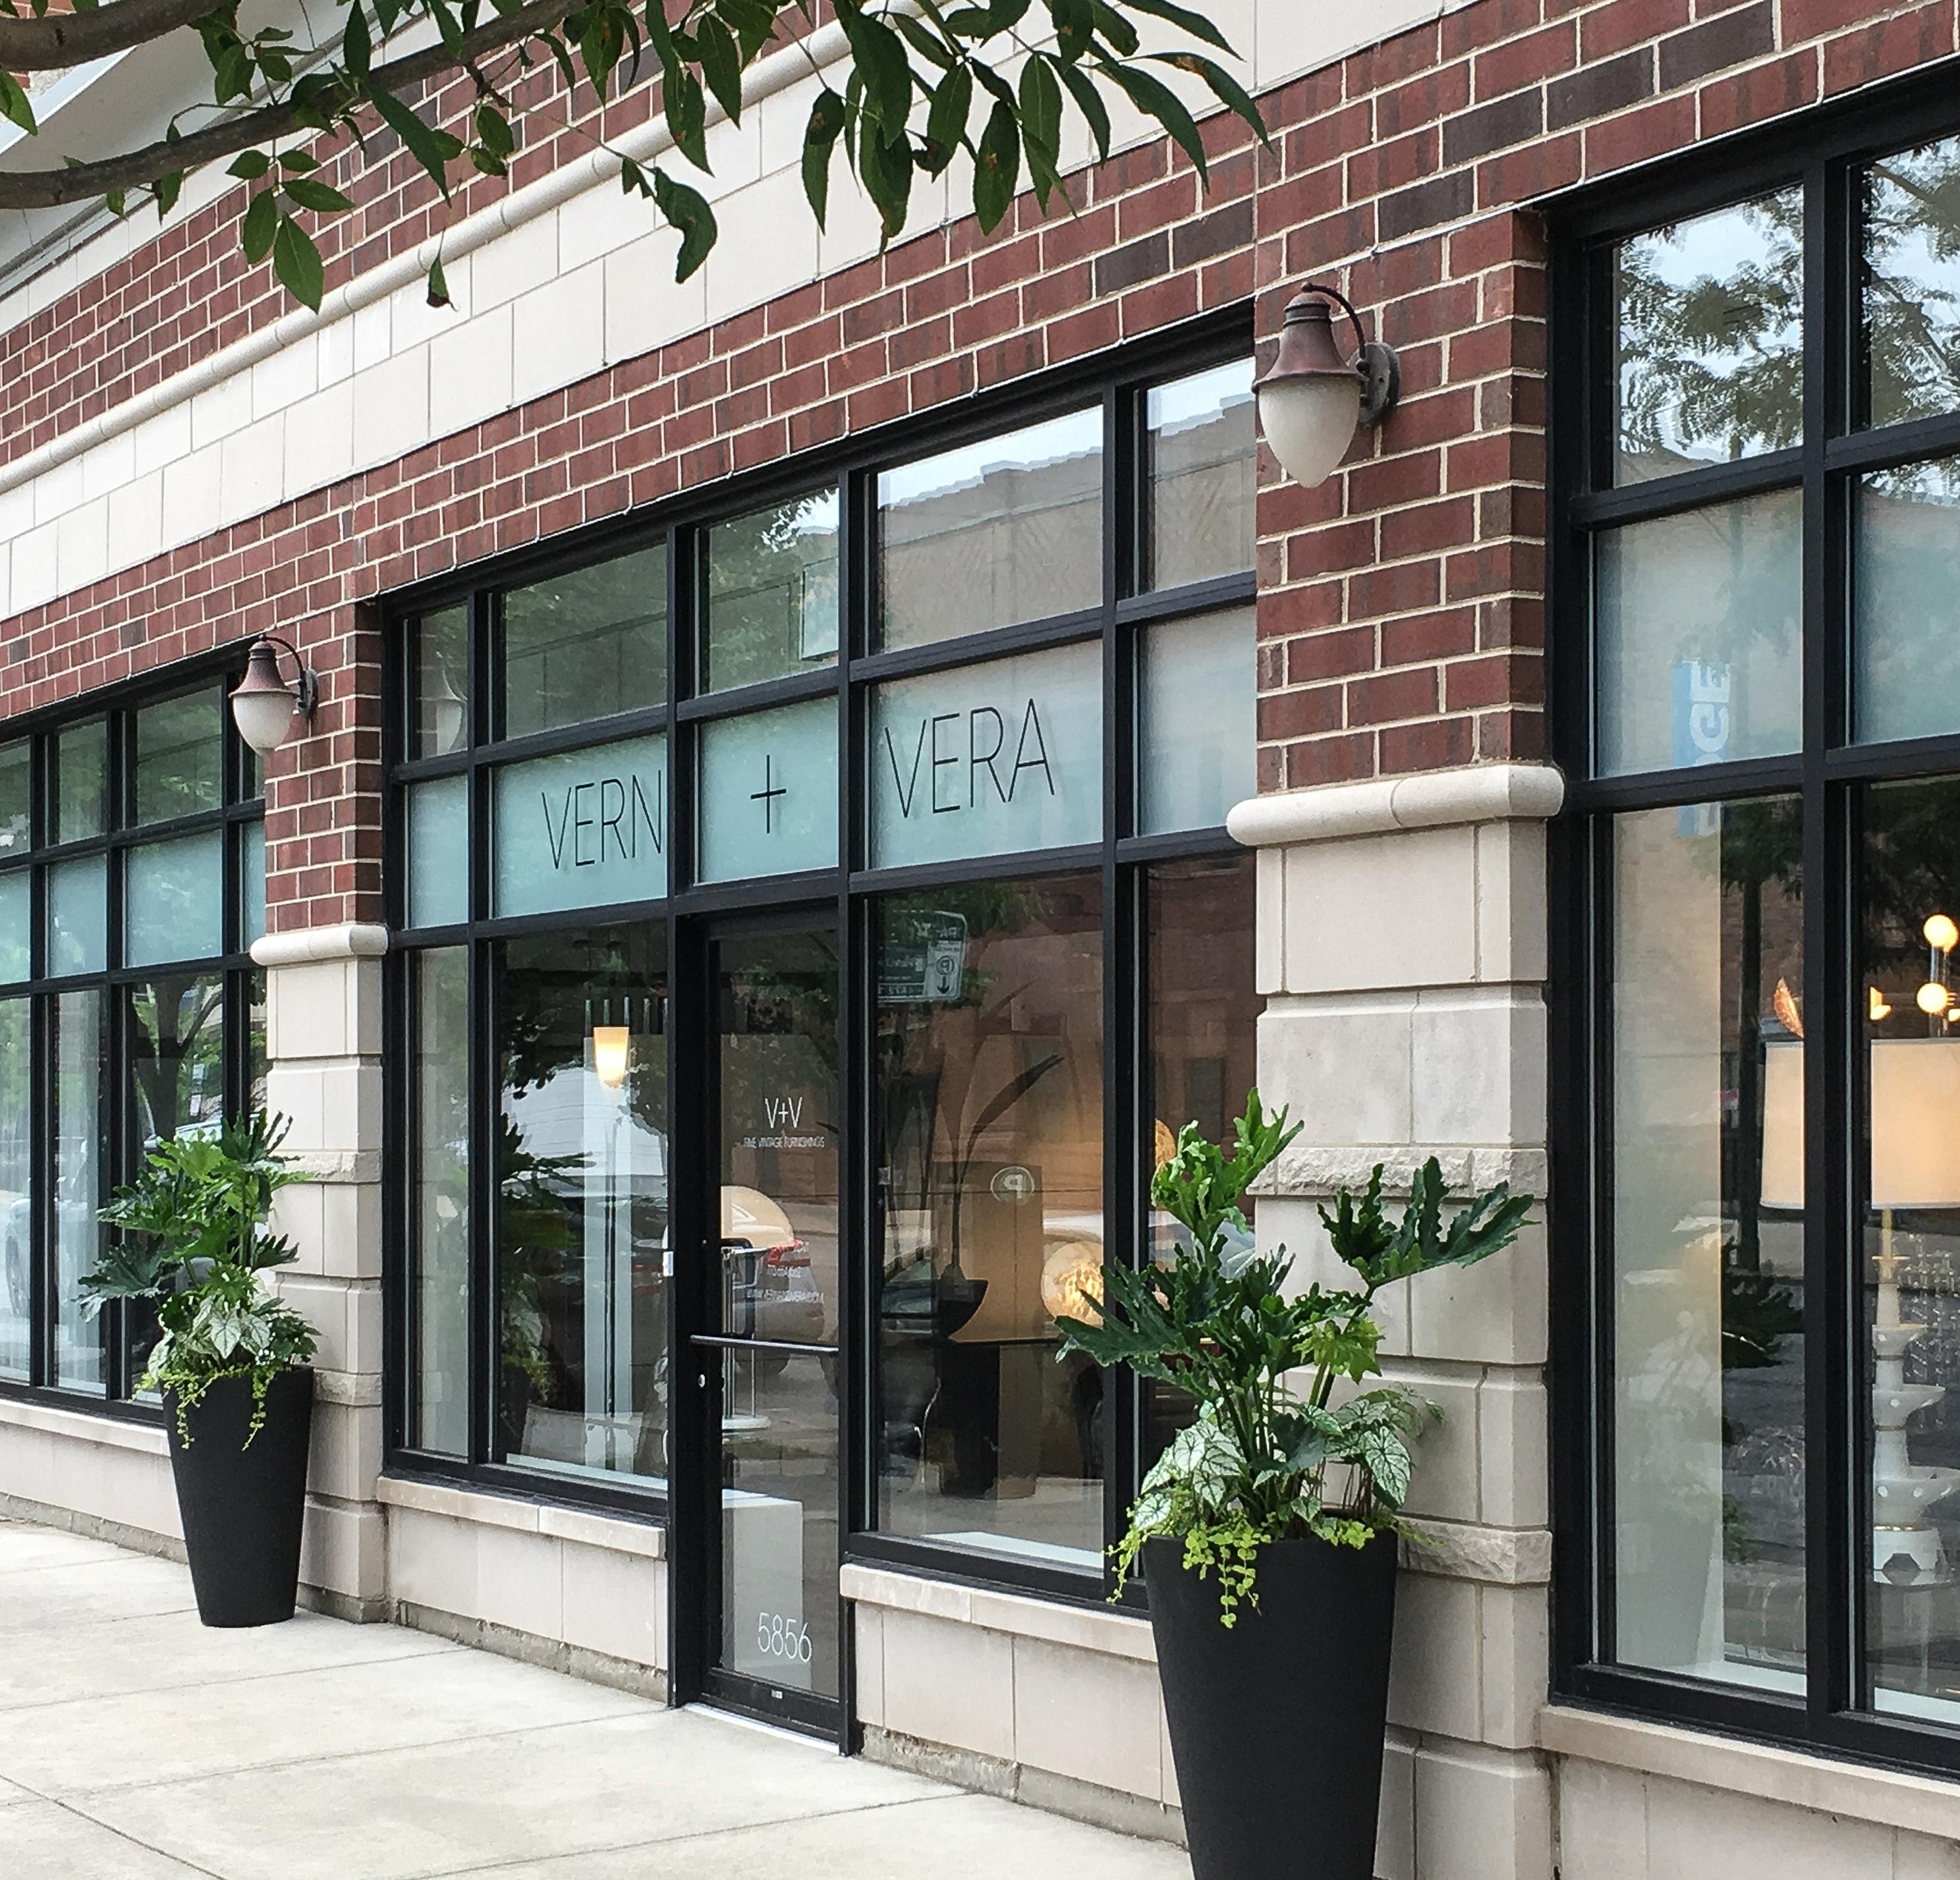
[496,926,669,1484]
[704,489,839,692]
[874,877,1106,1572]
[1146,360,1256,591]
[0,998,28,1382]
[412,949,470,1457]
[413,605,470,757]
[134,686,222,825]
[502,546,667,738]
[1863,133,1960,431]
[55,721,107,843]
[53,989,106,1395]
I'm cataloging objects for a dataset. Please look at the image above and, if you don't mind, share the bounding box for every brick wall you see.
[0,0,1951,929]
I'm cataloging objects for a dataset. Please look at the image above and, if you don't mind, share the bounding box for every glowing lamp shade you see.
[592,1024,631,1091]
[1927,913,1959,954]
[1760,1036,1960,1211]
[1256,367,1362,493]
[1040,1242,1106,1325]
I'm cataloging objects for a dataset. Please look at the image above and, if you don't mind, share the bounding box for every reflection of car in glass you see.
[4,1184,97,1323]
[720,1185,824,1354]
[2,1190,27,1320]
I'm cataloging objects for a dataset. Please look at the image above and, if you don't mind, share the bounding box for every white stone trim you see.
[374,1470,665,1560]
[1540,1703,1960,1841]
[1227,763,1567,850]
[841,1562,1158,1664]
[0,1392,168,1455]
[1401,1518,1550,1586]
[251,922,389,966]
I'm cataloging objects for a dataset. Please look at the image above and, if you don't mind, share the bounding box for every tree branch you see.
[0,0,578,211]
[0,0,223,72]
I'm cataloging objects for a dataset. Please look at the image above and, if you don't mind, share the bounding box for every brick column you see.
[1234,761,1562,1880]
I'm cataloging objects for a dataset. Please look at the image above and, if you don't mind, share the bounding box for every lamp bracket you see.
[1293,281,1402,427]
[256,633,319,720]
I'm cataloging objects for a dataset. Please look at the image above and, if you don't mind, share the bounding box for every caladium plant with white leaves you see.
[1057,1092,1531,1622]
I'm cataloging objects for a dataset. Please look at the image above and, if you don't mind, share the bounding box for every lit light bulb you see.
[592,1026,631,1090]
[1870,986,1893,1023]
[1917,981,1951,1017]
[1926,914,1959,954]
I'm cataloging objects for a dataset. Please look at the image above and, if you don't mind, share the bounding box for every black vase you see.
[165,1368,314,1628]
[1144,1531,1399,1880]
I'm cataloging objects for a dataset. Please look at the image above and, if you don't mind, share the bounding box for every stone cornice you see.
[1227,763,1567,850]
[251,922,389,967]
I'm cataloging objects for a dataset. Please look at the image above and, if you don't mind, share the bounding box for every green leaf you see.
[279,148,321,173]
[1151,49,1271,149]
[474,100,514,158]
[283,176,354,213]
[227,150,272,179]
[368,85,463,199]
[155,171,185,217]
[695,14,744,123]
[1120,0,1234,52]
[858,119,914,238]
[272,214,325,310]
[426,254,451,307]
[652,166,719,280]
[836,4,911,132]
[1084,0,1136,58]
[663,66,709,170]
[1055,59,1110,164]
[800,86,848,229]
[972,97,1018,232]
[1017,55,1062,209]
[1050,0,1093,60]
[342,0,372,74]
[213,43,254,101]
[921,61,969,176]
[240,188,279,263]
[1100,57,1208,182]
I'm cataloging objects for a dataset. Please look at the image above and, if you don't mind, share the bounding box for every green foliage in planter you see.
[1059,1092,1531,1622]
[83,1114,318,1444]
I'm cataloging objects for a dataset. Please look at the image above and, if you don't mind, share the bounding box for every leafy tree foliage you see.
[0,0,1265,310]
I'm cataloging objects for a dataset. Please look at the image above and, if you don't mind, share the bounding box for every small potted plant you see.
[1058,1093,1528,1880]
[83,1113,319,1628]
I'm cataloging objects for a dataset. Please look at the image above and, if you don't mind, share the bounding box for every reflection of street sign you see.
[878,912,968,1003]
[991,1165,1036,1203]
[1672,660,1728,838]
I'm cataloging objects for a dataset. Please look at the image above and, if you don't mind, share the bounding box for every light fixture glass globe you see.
[592,1024,631,1090]
[231,686,298,756]
[1256,372,1362,491]
[1925,913,1958,954]
[1918,980,1951,1016]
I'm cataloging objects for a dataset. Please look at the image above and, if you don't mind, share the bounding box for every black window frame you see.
[1549,64,1960,1779]
[0,651,267,1421]
[380,306,1263,1606]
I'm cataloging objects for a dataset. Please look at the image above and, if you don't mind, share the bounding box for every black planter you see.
[165,1367,314,1628]
[1144,1531,1399,1880]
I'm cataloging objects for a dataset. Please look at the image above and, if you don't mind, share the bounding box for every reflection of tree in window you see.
[1864,137,1960,429]
[502,547,667,739]
[705,492,841,692]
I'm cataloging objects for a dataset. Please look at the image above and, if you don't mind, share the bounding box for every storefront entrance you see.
[672,916,844,1737]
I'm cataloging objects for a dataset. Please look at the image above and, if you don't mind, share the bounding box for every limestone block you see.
[1387,1570,1481,1742]
[1478,1373,1550,1530]
[1258,996,1416,1147]
[1407,1220,1548,1368]
[1410,989,1548,1151]
[1011,1634,1167,1804]
[306,1396,383,1506]
[1413,1742,1554,1880]
[560,1542,665,1671]
[1474,820,1550,988]
[388,1507,482,1618]
[1643,1769,1895,1880]
[300,1493,385,1603]
[879,1607,1016,1763]
[1557,1757,1648,1880]
[474,1520,567,1644]
[1478,1582,1548,1751]
[1281,825,1479,996]
[854,1605,887,1728]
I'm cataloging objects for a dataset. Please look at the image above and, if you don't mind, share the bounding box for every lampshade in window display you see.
[1760,1035,1960,1582]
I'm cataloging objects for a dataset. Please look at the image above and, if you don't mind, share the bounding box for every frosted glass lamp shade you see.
[230,684,298,756]
[1758,1035,1960,1211]
[1256,371,1362,491]
[592,1025,631,1090]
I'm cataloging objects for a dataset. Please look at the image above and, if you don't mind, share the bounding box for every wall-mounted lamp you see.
[430,662,467,754]
[1254,283,1401,490]
[587,993,658,1092]
[592,1026,632,1091]
[230,634,320,756]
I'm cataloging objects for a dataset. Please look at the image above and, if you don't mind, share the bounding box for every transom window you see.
[1555,82,1960,1777]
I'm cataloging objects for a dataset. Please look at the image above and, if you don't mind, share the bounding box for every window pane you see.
[697,698,838,883]
[492,733,667,918]
[1614,188,1803,482]
[134,686,221,825]
[703,489,840,692]
[868,640,1102,870]
[413,948,470,1456]
[1856,456,1960,744]
[0,741,28,858]
[1864,136,1960,431]
[1138,605,1257,833]
[1142,854,1260,1468]
[879,410,1104,650]
[53,989,107,1395]
[1146,360,1256,590]
[501,545,667,740]
[875,875,1105,1572]
[407,776,470,928]
[126,830,224,967]
[0,998,28,1382]
[1610,797,1805,1689]
[0,870,27,984]
[497,926,669,1484]
[47,853,107,977]
[128,974,226,1387]
[55,721,107,843]
[248,968,268,1112]
[241,821,266,950]
[1859,778,1960,1721]
[413,605,471,757]
[1596,489,1802,777]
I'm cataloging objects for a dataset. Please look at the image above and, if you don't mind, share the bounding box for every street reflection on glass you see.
[0,999,28,1381]
[53,990,107,1396]
[414,949,470,1457]
[715,931,840,1700]
[496,927,669,1484]
[874,876,1105,1573]
[1864,134,1960,431]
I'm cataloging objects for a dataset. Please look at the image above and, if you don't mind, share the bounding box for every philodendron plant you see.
[83,1113,317,1443]
[1058,1092,1530,1622]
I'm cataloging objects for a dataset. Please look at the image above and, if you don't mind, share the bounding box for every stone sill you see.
[376,1473,665,1561]
[1541,1703,1960,1840]
[841,1562,1156,1665]
[0,1393,167,1456]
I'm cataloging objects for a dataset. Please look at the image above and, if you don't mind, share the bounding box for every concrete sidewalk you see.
[0,1518,1192,1879]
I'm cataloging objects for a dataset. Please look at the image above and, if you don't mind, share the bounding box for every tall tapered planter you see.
[165,1367,314,1628]
[1144,1532,1399,1880]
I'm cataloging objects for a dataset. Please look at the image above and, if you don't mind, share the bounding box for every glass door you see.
[688,921,842,1732]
